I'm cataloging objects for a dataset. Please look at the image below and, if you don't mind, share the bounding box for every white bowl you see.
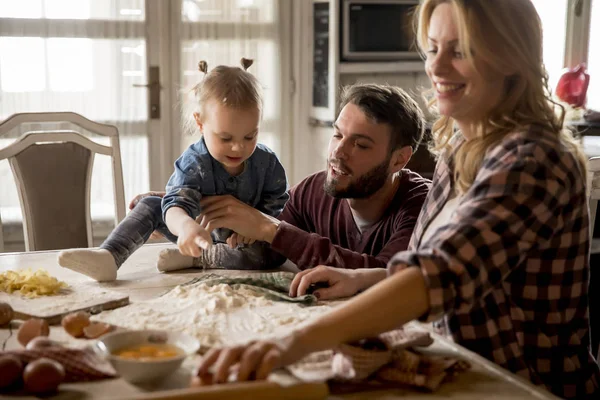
[94,329,200,384]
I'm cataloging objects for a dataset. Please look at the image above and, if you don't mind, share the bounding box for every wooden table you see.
[0,244,559,400]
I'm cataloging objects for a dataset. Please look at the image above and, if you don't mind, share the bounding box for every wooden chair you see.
[0,112,126,251]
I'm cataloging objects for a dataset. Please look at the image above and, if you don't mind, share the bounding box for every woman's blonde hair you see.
[415,0,588,192]
[182,58,263,136]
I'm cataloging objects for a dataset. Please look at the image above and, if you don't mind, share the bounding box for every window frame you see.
[564,0,592,68]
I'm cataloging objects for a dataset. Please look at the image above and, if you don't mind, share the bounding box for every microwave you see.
[342,0,421,61]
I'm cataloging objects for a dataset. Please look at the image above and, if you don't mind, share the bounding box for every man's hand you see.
[128,191,166,210]
[289,266,388,300]
[177,219,213,257]
[226,233,256,248]
[289,266,361,300]
[199,195,279,243]
[129,191,167,240]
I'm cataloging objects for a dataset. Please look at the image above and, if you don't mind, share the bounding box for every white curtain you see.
[177,0,284,156]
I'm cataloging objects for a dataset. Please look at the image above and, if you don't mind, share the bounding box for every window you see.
[0,0,144,20]
[0,0,149,242]
[0,0,291,251]
[531,0,569,92]
[587,0,599,110]
[181,0,275,22]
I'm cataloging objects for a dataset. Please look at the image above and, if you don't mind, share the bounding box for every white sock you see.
[156,248,201,272]
[57,248,118,282]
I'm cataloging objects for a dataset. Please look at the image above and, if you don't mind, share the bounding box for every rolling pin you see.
[128,381,329,400]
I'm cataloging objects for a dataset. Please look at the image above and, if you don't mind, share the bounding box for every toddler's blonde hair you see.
[182,58,263,136]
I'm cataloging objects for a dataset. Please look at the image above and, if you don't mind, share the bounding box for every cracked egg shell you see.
[83,322,114,339]
[17,318,49,347]
[61,311,91,338]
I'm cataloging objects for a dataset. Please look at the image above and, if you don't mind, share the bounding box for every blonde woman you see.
[196,1,600,397]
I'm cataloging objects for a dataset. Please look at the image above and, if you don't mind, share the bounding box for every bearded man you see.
[154,84,430,285]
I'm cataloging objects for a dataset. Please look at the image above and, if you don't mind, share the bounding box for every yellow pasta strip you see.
[0,268,68,298]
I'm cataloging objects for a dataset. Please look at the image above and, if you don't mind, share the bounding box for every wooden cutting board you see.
[130,381,329,400]
[0,283,129,325]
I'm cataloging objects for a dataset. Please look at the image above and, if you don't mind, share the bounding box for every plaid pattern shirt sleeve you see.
[388,126,600,399]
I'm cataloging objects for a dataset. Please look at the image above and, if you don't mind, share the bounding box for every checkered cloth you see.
[183,271,317,305]
[288,329,470,392]
[4,347,116,382]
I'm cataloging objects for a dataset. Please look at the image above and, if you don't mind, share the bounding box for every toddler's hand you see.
[227,233,256,248]
[177,220,212,257]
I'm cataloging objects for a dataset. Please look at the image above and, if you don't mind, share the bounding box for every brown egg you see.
[25,337,63,350]
[61,311,90,338]
[0,354,23,389]
[23,358,65,394]
[83,322,113,339]
[17,318,50,347]
[0,302,13,326]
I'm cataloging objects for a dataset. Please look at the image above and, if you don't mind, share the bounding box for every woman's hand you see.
[195,332,310,384]
[289,266,388,300]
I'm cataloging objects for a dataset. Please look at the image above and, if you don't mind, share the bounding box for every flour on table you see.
[92,282,335,348]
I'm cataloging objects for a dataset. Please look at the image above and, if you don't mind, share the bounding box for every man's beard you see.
[324,157,391,199]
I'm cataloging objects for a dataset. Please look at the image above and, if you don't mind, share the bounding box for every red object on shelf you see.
[555,63,590,108]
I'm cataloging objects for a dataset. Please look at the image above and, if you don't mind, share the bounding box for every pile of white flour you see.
[92,282,335,348]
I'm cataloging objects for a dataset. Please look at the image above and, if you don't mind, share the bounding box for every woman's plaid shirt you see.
[389,125,600,399]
